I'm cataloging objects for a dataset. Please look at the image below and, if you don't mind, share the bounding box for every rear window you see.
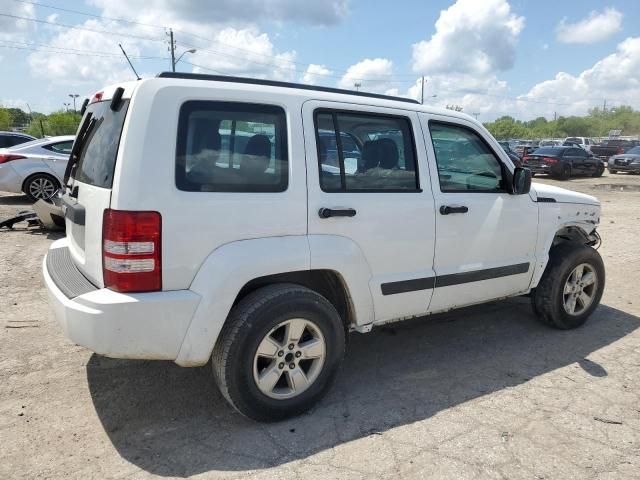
[176,101,288,192]
[533,147,563,156]
[565,137,581,143]
[74,100,129,188]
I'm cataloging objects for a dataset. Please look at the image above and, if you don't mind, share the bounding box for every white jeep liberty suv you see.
[44,73,604,421]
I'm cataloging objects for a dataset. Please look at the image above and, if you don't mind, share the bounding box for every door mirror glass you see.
[513,167,531,195]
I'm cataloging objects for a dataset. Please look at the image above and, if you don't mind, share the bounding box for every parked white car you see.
[563,137,596,151]
[44,75,605,421]
[0,135,74,201]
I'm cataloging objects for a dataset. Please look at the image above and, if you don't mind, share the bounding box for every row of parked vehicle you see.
[498,136,640,179]
[0,131,74,201]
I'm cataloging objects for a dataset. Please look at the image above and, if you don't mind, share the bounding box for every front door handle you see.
[440,205,468,215]
[319,207,357,219]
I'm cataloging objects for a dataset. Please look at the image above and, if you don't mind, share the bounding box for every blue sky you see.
[1,0,640,120]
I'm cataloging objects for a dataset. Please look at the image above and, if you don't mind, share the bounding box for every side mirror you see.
[513,167,532,195]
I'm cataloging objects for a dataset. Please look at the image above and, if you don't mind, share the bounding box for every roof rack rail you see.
[156,72,420,105]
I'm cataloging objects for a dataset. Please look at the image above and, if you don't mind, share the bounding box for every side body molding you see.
[175,236,310,366]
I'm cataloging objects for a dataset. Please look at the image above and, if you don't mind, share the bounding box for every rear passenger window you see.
[176,101,288,192]
[315,110,419,192]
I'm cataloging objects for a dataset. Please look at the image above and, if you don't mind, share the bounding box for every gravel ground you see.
[1,172,639,480]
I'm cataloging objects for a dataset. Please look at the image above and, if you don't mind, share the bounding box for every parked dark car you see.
[523,146,605,180]
[0,131,36,149]
[498,141,522,166]
[591,139,640,161]
[608,146,640,174]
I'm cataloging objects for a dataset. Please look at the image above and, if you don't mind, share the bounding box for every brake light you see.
[102,209,161,292]
[543,157,558,164]
[0,154,27,164]
[90,91,104,104]
[523,156,530,162]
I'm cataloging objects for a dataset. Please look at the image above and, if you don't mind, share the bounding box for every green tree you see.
[0,108,10,130]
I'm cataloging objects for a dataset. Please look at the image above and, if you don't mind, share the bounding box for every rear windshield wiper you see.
[64,113,95,189]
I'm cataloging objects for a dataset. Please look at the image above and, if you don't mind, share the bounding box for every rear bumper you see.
[43,238,201,361]
[0,164,23,193]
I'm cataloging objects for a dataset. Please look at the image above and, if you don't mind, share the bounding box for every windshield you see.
[72,100,129,188]
[626,146,640,155]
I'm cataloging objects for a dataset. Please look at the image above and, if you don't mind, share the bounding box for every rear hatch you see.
[63,89,131,287]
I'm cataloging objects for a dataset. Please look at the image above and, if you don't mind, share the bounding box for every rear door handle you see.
[318,208,356,219]
[439,205,468,215]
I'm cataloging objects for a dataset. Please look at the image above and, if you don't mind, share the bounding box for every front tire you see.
[531,242,605,329]
[593,165,604,177]
[23,173,60,202]
[212,283,346,422]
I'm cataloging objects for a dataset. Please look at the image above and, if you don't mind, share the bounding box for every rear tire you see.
[531,242,605,329]
[593,166,604,177]
[212,283,346,422]
[558,164,571,180]
[23,173,60,202]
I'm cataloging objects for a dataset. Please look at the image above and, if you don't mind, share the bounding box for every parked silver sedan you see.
[0,135,74,201]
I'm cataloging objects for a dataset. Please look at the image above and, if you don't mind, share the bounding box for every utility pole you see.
[168,28,176,72]
[602,99,607,113]
[553,111,557,121]
[472,112,480,120]
[421,76,426,104]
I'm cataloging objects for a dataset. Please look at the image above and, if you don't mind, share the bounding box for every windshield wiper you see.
[63,113,96,191]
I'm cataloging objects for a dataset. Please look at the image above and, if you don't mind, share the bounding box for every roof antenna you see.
[119,43,141,80]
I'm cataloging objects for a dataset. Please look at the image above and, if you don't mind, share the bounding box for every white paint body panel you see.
[44,238,200,360]
[419,113,538,311]
[303,101,437,323]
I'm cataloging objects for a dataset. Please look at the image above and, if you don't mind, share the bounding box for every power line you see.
[0,13,164,43]
[0,39,166,59]
[10,0,167,29]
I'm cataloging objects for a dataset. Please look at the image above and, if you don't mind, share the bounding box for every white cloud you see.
[302,64,332,85]
[0,0,35,41]
[412,0,524,75]
[556,8,622,44]
[337,58,393,92]
[90,0,350,26]
[518,37,640,117]
[187,27,297,81]
[27,19,150,86]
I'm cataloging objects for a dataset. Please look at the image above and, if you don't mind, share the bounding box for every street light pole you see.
[173,48,197,70]
[63,102,70,112]
[421,76,425,104]
[354,82,361,91]
[69,94,79,112]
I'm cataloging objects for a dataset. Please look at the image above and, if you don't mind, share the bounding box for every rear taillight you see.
[102,209,161,293]
[616,147,624,154]
[523,156,530,162]
[0,154,27,164]
[543,157,558,164]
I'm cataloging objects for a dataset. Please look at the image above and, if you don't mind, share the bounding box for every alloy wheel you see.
[562,263,598,316]
[253,318,326,399]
